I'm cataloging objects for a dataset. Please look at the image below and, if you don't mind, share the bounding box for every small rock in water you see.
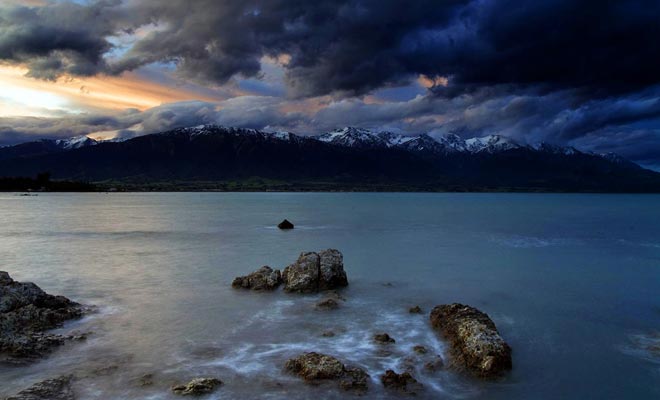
[321,330,336,337]
[430,303,512,378]
[409,305,423,314]
[339,367,369,393]
[5,375,74,400]
[277,219,294,229]
[412,345,427,354]
[315,297,340,310]
[285,352,345,380]
[171,377,223,396]
[315,290,346,310]
[380,370,422,394]
[285,352,369,393]
[136,373,154,387]
[423,356,445,372]
[373,333,396,344]
[231,266,282,291]
[282,249,348,293]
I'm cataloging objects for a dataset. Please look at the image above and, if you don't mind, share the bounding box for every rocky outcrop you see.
[285,352,368,393]
[0,272,86,364]
[171,377,223,396]
[232,266,282,291]
[380,370,422,394]
[5,375,75,400]
[282,250,348,293]
[277,219,294,229]
[430,303,512,378]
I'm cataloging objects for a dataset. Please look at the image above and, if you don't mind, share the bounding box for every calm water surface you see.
[0,193,659,399]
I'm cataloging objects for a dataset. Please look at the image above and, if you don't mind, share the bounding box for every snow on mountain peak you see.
[54,135,98,150]
[318,127,386,147]
[465,134,520,153]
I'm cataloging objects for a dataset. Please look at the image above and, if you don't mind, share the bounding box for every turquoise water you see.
[0,193,659,399]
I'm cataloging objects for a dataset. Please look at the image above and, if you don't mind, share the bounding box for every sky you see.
[1,0,659,169]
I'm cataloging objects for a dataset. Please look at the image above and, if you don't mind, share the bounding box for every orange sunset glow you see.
[0,65,223,117]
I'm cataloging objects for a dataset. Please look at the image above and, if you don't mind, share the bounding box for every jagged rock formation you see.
[282,249,348,293]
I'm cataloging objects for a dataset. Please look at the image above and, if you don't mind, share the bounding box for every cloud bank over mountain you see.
[1,0,659,169]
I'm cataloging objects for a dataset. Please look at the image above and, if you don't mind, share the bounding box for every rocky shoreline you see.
[4,249,513,399]
[0,272,89,365]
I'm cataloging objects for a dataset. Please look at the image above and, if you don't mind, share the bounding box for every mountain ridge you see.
[0,125,658,192]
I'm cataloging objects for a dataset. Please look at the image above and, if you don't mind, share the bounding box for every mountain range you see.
[0,125,658,192]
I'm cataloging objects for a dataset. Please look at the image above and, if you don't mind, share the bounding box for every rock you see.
[373,333,396,344]
[409,305,423,314]
[412,345,427,354]
[315,298,340,310]
[231,266,282,291]
[380,370,421,394]
[0,272,87,364]
[277,219,294,229]
[6,375,75,400]
[430,303,512,378]
[283,250,348,293]
[282,252,320,293]
[315,290,346,310]
[136,373,154,387]
[338,367,369,393]
[171,378,222,396]
[285,352,369,393]
[285,352,345,380]
[318,249,348,290]
[423,356,445,372]
[321,330,336,337]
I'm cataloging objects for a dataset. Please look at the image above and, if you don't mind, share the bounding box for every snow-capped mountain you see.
[1,124,655,192]
[317,127,387,148]
[53,135,99,150]
[316,128,519,155]
[160,125,300,142]
[464,135,521,153]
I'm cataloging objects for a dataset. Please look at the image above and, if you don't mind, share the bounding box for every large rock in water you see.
[0,271,86,364]
[285,352,368,393]
[282,249,348,293]
[430,303,512,378]
[231,266,282,290]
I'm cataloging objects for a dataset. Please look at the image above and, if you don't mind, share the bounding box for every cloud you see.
[0,0,660,169]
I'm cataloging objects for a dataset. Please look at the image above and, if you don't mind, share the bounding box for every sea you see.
[1,192,659,399]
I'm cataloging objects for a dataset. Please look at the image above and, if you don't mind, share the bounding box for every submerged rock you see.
[231,266,282,291]
[412,345,427,354]
[285,352,369,393]
[373,333,396,344]
[430,303,512,378]
[0,271,87,364]
[171,377,223,396]
[380,370,422,394]
[282,250,348,293]
[6,375,75,400]
[409,305,423,314]
[315,290,346,310]
[278,219,294,229]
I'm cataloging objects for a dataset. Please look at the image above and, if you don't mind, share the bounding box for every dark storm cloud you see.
[2,0,659,96]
